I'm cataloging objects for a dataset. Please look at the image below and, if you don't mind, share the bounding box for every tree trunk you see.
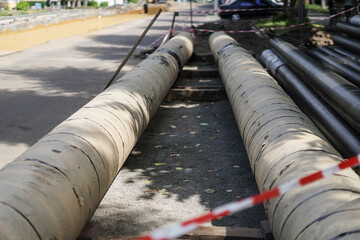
[299,0,304,23]
[321,0,326,9]
[284,0,288,10]
[71,0,76,8]
[83,0,88,6]
[290,0,297,20]
[77,0,81,7]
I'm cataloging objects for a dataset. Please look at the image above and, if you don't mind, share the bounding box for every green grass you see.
[255,18,291,34]
[0,9,48,16]
[256,20,288,28]
[0,10,13,16]
[306,3,329,12]
[255,14,325,34]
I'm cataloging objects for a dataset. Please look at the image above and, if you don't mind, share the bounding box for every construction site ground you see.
[0,3,333,238]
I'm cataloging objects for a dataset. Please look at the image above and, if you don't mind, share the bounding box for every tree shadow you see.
[2,67,112,96]
[0,66,114,166]
[91,35,141,46]
[77,46,132,61]
[106,99,266,235]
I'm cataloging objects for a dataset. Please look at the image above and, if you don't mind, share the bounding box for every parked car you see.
[219,0,284,21]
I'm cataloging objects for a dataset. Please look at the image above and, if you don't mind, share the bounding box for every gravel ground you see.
[92,99,266,237]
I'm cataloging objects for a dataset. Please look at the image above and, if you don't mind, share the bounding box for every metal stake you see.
[190,0,194,28]
[170,12,179,38]
[103,9,162,91]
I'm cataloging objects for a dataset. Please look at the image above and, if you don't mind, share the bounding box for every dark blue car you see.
[219,0,284,21]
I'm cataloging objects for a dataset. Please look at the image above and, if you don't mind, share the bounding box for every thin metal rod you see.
[103,9,162,91]
[170,12,179,39]
[190,0,194,28]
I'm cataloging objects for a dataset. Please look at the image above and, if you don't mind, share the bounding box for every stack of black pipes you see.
[260,15,360,158]
[309,15,360,86]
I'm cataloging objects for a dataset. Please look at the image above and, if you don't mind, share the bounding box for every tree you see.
[321,0,326,9]
[290,0,297,20]
[71,0,77,8]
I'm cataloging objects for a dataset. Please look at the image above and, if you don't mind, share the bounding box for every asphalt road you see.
[0,4,266,238]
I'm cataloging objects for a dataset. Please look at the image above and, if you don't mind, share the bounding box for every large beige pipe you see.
[0,32,194,240]
[209,32,360,239]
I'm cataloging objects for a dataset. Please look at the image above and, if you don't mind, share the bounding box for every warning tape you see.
[188,7,287,15]
[159,28,177,48]
[182,7,356,34]
[147,33,168,48]
[135,154,360,240]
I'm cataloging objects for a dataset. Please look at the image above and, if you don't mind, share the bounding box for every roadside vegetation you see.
[0,0,111,16]
[306,3,329,12]
[256,9,324,32]
[256,12,297,29]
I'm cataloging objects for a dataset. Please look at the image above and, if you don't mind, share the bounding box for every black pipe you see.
[269,37,360,133]
[333,34,360,55]
[331,46,360,62]
[336,21,360,39]
[308,48,360,87]
[319,46,360,72]
[350,15,360,26]
[261,49,360,158]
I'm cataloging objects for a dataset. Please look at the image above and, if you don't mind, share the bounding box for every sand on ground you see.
[0,11,150,52]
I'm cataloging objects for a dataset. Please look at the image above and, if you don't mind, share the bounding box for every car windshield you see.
[269,0,282,4]
[224,0,238,5]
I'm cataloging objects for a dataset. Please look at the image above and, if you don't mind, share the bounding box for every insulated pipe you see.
[332,46,360,62]
[336,21,360,39]
[269,37,360,133]
[210,32,360,240]
[320,46,360,72]
[261,49,360,158]
[0,32,194,240]
[333,34,360,54]
[308,48,360,86]
[350,14,360,26]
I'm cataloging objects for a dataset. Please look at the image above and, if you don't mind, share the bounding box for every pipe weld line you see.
[261,149,340,189]
[33,138,102,199]
[330,229,360,240]
[83,107,127,156]
[278,188,360,239]
[47,132,107,169]
[66,117,121,162]
[294,208,360,240]
[0,201,41,240]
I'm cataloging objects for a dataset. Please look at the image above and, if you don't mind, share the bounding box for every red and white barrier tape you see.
[188,7,287,15]
[159,29,171,47]
[147,34,167,48]
[135,154,360,240]
[159,28,177,48]
[184,7,356,34]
